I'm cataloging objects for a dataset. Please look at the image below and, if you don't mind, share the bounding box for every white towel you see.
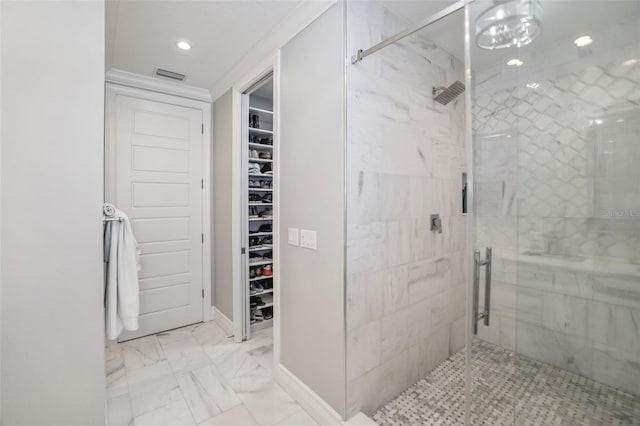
[103,203,116,218]
[104,207,141,340]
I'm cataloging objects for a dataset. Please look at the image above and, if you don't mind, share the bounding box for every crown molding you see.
[105,68,212,102]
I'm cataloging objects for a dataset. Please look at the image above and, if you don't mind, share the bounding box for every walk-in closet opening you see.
[242,76,276,340]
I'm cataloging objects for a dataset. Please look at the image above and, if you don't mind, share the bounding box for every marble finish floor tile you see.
[134,398,196,426]
[157,325,199,346]
[177,364,242,423]
[107,321,317,426]
[274,408,320,426]
[198,404,260,426]
[191,321,230,350]
[106,344,128,399]
[248,344,275,369]
[373,339,640,426]
[206,340,263,382]
[128,364,183,417]
[237,381,303,426]
[162,337,212,375]
[107,394,134,426]
[122,335,165,371]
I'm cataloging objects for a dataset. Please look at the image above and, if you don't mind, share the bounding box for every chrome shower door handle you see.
[472,250,481,335]
[482,248,492,326]
[472,247,492,335]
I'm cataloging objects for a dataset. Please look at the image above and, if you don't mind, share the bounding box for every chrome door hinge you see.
[201,234,204,244]
[241,247,246,255]
[201,123,204,134]
[201,178,204,189]
[202,289,205,298]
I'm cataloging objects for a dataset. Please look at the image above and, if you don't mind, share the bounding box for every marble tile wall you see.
[472,22,640,396]
[345,1,467,417]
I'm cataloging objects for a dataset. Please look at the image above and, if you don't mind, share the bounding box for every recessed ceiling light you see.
[507,58,523,67]
[176,41,191,51]
[623,58,638,66]
[574,36,593,47]
[526,82,539,89]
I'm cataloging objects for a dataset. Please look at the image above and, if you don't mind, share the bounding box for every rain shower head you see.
[433,81,465,105]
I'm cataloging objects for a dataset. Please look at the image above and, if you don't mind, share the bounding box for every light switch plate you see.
[288,228,299,246]
[300,229,317,250]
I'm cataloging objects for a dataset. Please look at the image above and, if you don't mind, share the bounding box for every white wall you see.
[213,90,235,320]
[1,2,106,424]
[280,4,346,417]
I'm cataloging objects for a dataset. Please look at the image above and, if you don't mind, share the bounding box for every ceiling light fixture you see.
[507,58,524,67]
[475,0,543,50]
[176,41,191,51]
[623,58,638,66]
[526,82,539,89]
[574,35,592,47]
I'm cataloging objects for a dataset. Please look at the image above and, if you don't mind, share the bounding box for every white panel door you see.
[112,94,204,341]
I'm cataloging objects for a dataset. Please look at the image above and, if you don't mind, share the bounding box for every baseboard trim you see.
[211,306,234,336]
[275,363,343,426]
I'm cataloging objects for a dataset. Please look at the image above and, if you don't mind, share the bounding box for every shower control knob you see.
[430,214,442,234]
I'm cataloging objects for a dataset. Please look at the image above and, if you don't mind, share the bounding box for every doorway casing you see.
[105,70,214,334]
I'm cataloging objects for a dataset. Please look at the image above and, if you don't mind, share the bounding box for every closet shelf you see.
[248,173,273,178]
[249,128,273,135]
[248,203,272,206]
[255,302,274,310]
[249,275,274,282]
[249,158,273,164]
[248,143,273,150]
[249,106,273,115]
[249,245,273,252]
[248,231,272,237]
[248,217,273,221]
[249,260,273,267]
[248,188,272,192]
[250,288,274,297]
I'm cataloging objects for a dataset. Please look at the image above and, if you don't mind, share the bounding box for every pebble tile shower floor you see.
[373,339,640,426]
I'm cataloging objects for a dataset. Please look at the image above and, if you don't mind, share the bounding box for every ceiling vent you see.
[155,68,185,81]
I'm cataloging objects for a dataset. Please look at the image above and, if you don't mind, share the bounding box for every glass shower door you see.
[467,0,640,424]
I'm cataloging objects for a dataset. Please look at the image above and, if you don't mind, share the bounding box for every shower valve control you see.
[430,214,442,234]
